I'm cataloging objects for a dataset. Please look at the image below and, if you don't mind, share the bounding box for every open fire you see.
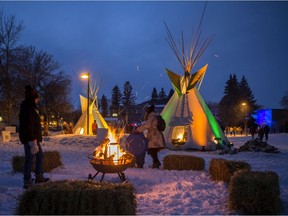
[92,138,133,165]
[88,130,135,182]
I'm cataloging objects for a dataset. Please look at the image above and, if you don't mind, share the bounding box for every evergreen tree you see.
[218,74,241,127]
[151,87,158,99]
[122,81,136,106]
[111,85,122,109]
[239,75,260,112]
[218,74,260,129]
[100,94,108,117]
[159,88,166,98]
[168,89,174,99]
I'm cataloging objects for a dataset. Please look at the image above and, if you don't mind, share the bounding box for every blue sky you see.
[1,1,288,109]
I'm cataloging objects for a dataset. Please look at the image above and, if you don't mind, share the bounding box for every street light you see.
[81,73,90,135]
[241,102,248,135]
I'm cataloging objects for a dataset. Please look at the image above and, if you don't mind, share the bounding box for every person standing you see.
[92,120,98,136]
[263,124,270,141]
[19,85,49,189]
[135,104,165,168]
[257,126,264,141]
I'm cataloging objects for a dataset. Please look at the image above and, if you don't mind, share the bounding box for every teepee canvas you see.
[73,83,108,135]
[161,11,228,150]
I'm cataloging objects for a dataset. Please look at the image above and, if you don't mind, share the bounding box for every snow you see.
[0,133,287,215]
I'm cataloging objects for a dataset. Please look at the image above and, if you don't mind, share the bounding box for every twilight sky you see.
[1,1,288,109]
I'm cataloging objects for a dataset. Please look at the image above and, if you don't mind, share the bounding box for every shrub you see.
[228,170,281,214]
[12,151,63,173]
[16,180,136,215]
[209,158,251,182]
[163,154,205,171]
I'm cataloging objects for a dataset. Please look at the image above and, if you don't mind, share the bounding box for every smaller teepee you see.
[73,82,108,135]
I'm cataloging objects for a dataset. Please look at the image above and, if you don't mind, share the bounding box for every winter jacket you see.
[136,111,165,149]
[19,99,43,144]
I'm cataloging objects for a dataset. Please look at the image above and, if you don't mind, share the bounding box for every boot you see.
[35,174,49,183]
[23,179,33,189]
[152,162,161,169]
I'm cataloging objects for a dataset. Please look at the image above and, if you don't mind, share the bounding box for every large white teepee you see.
[161,10,229,150]
[161,66,229,150]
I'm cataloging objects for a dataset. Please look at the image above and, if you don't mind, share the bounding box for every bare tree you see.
[0,11,24,124]
[15,46,73,124]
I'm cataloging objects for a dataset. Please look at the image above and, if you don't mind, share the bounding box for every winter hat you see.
[25,85,33,99]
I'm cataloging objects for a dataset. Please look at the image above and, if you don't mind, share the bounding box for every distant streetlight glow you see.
[81,72,90,135]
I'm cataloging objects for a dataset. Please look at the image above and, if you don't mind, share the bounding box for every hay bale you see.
[12,151,63,173]
[16,180,136,215]
[228,170,280,214]
[163,154,205,171]
[209,158,251,182]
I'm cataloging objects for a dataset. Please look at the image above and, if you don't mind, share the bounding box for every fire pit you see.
[88,138,135,182]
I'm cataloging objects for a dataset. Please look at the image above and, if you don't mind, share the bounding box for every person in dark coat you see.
[257,126,264,141]
[19,85,49,189]
[263,124,270,141]
[249,122,258,140]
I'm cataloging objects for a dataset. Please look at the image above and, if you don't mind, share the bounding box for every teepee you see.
[73,82,109,135]
[161,8,229,151]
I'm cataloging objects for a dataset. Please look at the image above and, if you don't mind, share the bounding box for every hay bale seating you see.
[228,170,280,214]
[163,154,205,171]
[16,180,136,215]
[209,158,251,182]
[12,151,63,173]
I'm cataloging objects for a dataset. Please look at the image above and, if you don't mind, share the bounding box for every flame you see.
[177,133,184,140]
[108,129,118,143]
[93,128,128,165]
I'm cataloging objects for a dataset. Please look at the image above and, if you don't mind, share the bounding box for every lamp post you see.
[81,73,90,135]
[241,102,248,136]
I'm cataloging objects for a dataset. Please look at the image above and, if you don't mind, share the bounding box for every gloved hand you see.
[28,140,39,154]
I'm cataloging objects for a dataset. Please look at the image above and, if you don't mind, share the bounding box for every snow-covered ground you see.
[0,132,287,215]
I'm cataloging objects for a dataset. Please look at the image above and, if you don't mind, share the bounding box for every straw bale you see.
[16,180,136,215]
[209,158,251,182]
[228,170,280,214]
[163,154,205,171]
[12,151,63,173]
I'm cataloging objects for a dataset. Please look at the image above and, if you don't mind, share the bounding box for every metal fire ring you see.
[87,153,135,182]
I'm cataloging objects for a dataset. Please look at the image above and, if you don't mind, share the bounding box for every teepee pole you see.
[197,69,206,91]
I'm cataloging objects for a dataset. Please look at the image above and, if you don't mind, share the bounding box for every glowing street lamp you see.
[81,72,90,135]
